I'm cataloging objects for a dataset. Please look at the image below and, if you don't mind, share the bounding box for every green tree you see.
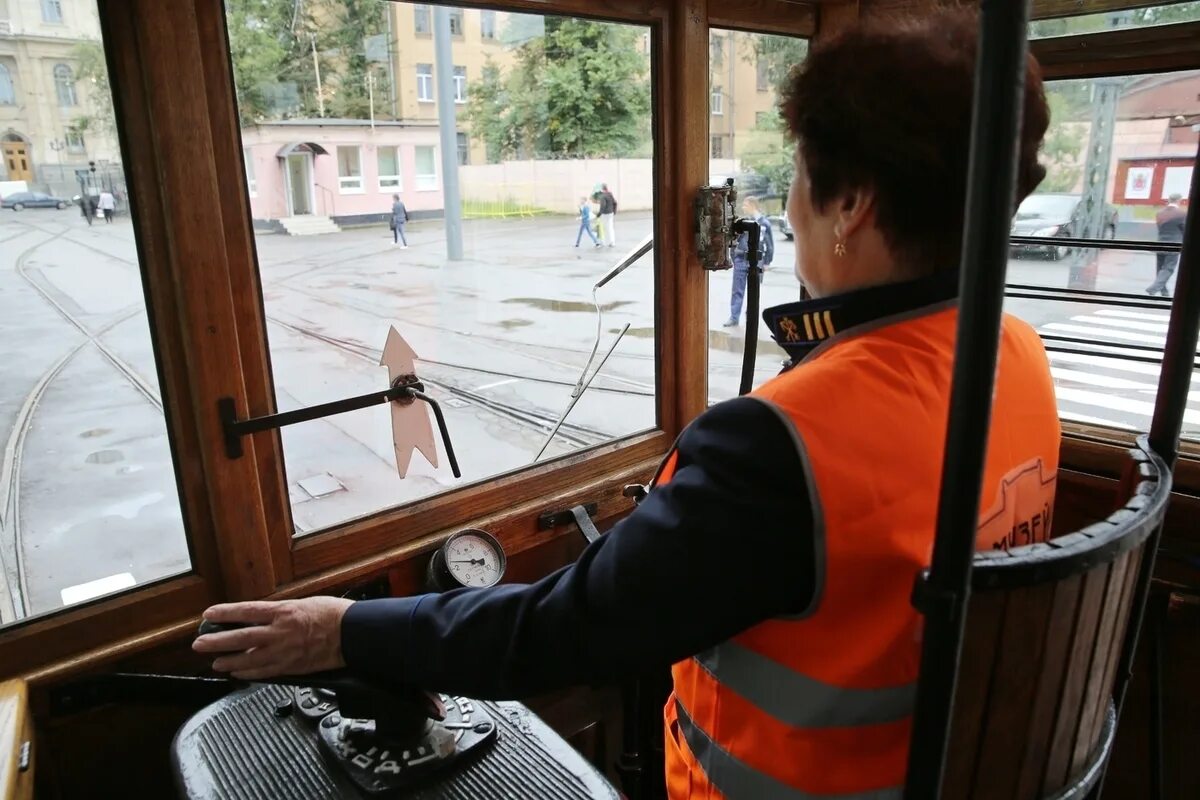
[735,35,808,194]
[71,41,116,139]
[1039,91,1087,192]
[463,18,651,160]
[323,0,390,119]
[1030,3,1200,37]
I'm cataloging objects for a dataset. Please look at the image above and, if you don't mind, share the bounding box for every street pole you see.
[368,70,376,131]
[310,33,326,117]
[433,5,463,261]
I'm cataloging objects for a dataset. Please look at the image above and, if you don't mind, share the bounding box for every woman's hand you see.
[192,596,354,680]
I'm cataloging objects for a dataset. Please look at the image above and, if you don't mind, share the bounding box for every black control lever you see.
[195,620,446,736]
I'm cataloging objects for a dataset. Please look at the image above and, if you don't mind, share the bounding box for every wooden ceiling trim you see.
[708,0,817,37]
[1032,19,1200,77]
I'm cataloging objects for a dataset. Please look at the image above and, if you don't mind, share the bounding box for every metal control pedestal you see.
[172,685,619,800]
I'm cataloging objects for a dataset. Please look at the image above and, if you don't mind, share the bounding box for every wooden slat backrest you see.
[937,440,1170,800]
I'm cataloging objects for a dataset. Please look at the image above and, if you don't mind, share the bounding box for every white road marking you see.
[1058,411,1135,430]
[1068,315,1168,334]
[1041,323,1165,346]
[1050,367,1155,391]
[1094,309,1172,323]
[60,572,137,605]
[473,378,520,391]
[1054,387,1200,425]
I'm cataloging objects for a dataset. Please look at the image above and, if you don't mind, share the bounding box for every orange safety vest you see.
[661,305,1060,799]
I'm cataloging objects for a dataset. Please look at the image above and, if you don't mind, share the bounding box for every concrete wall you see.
[457,157,742,215]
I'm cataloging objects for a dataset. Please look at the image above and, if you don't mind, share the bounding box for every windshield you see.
[1017,194,1078,219]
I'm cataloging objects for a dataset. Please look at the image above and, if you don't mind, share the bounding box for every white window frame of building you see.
[417,63,433,103]
[243,147,257,197]
[414,145,438,191]
[336,145,364,194]
[65,130,85,154]
[377,145,403,191]
[449,8,463,36]
[414,4,430,34]
[756,57,769,91]
[453,66,467,103]
[456,132,468,166]
[710,88,723,116]
[41,0,63,23]
[710,135,723,159]
[54,64,77,107]
[480,10,496,40]
[0,63,14,106]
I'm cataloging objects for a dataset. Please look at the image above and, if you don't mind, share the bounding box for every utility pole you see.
[310,33,326,117]
[368,70,376,130]
[433,5,463,261]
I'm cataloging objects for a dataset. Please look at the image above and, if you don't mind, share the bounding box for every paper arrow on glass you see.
[380,326,438,478]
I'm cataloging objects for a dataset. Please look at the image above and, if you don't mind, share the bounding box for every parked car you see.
[769,212,794,241]
[1010,192,1117,260]
[1,191,70,211]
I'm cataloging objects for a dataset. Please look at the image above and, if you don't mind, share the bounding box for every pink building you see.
[240,119,445,230]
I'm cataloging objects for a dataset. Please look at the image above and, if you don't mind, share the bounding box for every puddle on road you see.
[492,319,534,330]
[503,297,633,313]
[622,326,784,358]
[103,492,165,520]
[79,428,112,439]
[85,450,124,465]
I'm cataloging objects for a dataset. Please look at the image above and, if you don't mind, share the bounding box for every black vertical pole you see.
[903,2,1031,797]
[1096,139,1200,798]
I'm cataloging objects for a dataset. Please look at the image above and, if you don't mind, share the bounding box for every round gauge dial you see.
[428,529,507,591]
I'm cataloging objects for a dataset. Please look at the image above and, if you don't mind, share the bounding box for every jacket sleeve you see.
[340,396,820,699]
[760,217,775,265]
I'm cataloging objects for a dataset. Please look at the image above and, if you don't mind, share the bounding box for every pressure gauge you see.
[427,529,507,591]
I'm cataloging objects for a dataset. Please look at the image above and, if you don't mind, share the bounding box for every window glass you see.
[710,88,722,116]
[707,30,807,402]
[336,145,363,193]
[377,146,402,190]
[1005,71,1197,441]
[226,2,656,535]
[53,64,76,107]
[449,8,463,36]
[1030,3,1200,38]
[417,63,433,102]
[0,63,14,105]
[244,147,257,196]
[41,0,62,23]
[414,144,437,189]
[0,3,190,626]
[453,65,467,103]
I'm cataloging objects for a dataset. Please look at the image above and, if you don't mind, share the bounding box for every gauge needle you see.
[451,559,485,565]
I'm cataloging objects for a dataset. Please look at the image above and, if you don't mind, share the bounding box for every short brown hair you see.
[781,10,1049,271]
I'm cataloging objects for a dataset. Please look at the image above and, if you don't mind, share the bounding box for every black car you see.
[1,191,70,210]
[1010,192,1117,260]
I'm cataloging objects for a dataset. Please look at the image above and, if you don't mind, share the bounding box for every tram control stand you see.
[172,622,619,799]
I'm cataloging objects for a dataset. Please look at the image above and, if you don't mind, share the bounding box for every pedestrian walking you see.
[390,194,409,248]
[575,195,600,247]
[1147,193,1187,297]
[98,190,116,223]
[598,183,617,248]
[78,193,96,227]
[723,196,774,327]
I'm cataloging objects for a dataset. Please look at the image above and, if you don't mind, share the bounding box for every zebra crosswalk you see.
[1035,308,1200,435]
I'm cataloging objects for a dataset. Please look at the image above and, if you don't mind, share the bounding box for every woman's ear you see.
[838,185,877,240]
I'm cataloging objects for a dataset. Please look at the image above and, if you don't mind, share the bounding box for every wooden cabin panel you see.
[1042,563,1111,793]
[970,581,1058,800]
[942,591,1007,799]
[1014,574,1085,799]
[1070,550,1136,775]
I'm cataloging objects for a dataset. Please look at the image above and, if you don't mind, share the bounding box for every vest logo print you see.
[978,457,1057,551]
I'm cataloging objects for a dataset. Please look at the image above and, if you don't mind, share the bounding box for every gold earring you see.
[834,240,847,257]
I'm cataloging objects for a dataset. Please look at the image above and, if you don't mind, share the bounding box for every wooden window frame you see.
[9,0,1198,681]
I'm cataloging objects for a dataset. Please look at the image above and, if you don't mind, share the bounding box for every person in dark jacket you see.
[1147,193,1187,296]
[390,194,409,248]
[723,196,775,327]
[597,184,617,247]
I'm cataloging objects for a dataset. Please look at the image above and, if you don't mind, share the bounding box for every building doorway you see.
[285,153,313,216]
[2,135,33,183]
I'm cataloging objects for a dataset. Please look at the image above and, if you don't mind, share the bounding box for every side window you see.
[1004,70,1199,440]
[707,30,808,402]
[225,2,657,536]
[0,2,191,626]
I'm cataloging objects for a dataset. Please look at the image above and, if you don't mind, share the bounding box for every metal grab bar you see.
[905,2,1033,797]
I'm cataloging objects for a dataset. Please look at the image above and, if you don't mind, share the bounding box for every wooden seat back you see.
[938,439,1171,800]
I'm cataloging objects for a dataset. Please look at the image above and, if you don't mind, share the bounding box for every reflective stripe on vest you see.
[694,643,915,728]
[675,698,904,800]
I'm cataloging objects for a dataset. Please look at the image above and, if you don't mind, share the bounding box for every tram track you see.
[1,224,158,622]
